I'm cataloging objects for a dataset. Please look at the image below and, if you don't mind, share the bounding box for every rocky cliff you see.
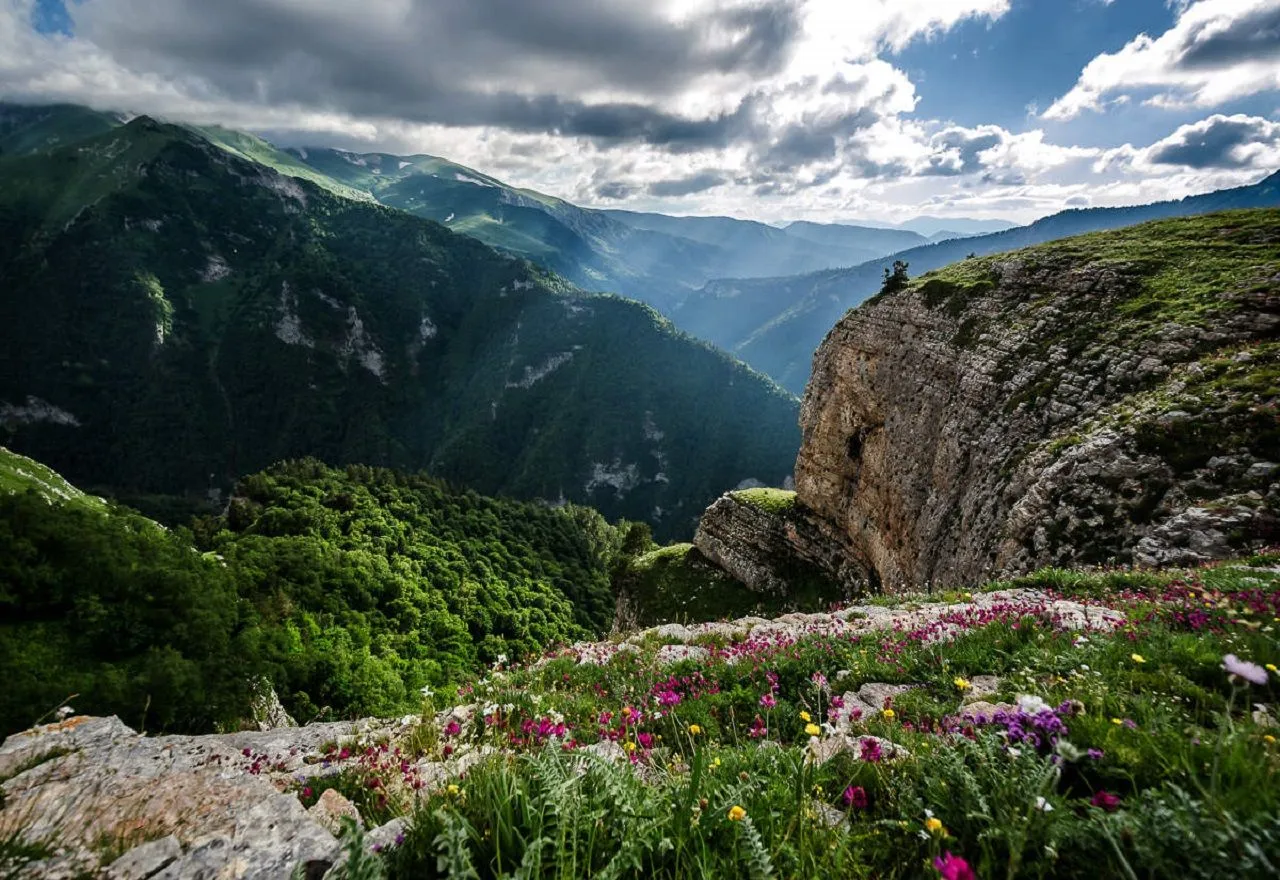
[794,209,1280,590]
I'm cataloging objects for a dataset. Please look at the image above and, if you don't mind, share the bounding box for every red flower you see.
[1090,790,1122,812]
[934,852,976,880]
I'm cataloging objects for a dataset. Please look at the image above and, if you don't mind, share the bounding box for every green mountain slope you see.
[0,117,798,540]
[687,170,1280,393]
[0,103,123,156]
[0,446,107,511]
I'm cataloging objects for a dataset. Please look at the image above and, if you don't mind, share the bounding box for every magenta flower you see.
[1090,790,1122,812]
[842,785,868,809]
[760,693,777,709]
[934,852,976,880]
[859,737,883,763]
[1222,654,1269,686]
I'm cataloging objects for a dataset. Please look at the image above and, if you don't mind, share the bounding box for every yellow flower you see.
[712,757,722,768]
[799,711,812,722]
[954,677,972,691]
[689,724,702,736]
[1131,653,1146,664]
[805,723,822,736]
[728,805,747,822]
[882,708,896,719]
[623,741,637,753]
[925,817,944,834]
[446,784,460,796]
[1265,735,1276,745]
[1111,718,1123,725]
[1267,664,1278,673]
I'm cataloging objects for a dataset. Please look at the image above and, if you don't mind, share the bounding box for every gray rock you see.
[308,788,361,835]
[656,644,710,664]
[105,835,182,880]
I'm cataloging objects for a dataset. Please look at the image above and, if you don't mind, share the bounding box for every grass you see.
[730,488,798,515]
[0,448,106,512]
[254,557,1280,878]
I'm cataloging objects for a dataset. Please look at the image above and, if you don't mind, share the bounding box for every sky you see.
[3,0,1280,224]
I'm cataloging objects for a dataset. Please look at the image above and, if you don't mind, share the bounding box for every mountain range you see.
[0,111,798,539]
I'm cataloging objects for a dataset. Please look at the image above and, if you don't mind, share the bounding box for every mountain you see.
[0,115,799,540]
[895,215,1017,236]
[779,221,927,255]
[0,103,124,156]
[601,210,894,274]
[689,170,1280,392]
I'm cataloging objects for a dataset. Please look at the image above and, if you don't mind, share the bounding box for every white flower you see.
[55,706,74,720]
[495,654,509,666]
[1007,747,1022,758]
[1035,796,1053,812]
[1017,695,1049,715]
[420,686,435,698]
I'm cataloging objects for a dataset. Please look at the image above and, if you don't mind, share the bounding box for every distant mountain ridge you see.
[685,169,1280,392]
[0,114,799,539]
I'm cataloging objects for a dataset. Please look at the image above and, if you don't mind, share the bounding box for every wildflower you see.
[420,686,434,698]
[446,784,460,796]
[882,708,896,719]
[1222,654,1269,686]
[1264,735,1276,745]
[728,805,747,822]
[1267,664,1278,673]
[1088,748,1104,760]
[805,723,822,737]
[843,785,868,809]
[1016,695,1049,714]
[799,711,812,722]
[302,787,313,799]
[1110,718,1123,725]
[953,677,971,691]
[1034,796,1053,813]
[1090,790,1122,812]
[759,693,777,709]
[925,817,944,834]
[934,852,976,880]
[1131,653,1146,664]
[859,737,883,763]
[688,724,703,736]
[623,741,637,753]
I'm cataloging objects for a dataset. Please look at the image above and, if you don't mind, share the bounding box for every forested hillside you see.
[0,454,648,735]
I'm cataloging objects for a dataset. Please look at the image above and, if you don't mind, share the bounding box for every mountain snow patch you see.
[0,397,80,428]
[585,460,642,497]
[274,282,314,348]
[455,173,494,188]
[201,256,231,283]
[507,352,573,389]
[340,308,386,380]
[399,161,413,170]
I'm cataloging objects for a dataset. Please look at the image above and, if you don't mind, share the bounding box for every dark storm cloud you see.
[72,0,799,148]
[595,181,638,200]
[646,170,728,197]
[1176,4,1280,69]
[922,128,1003,176]
[1148,115,1277,168]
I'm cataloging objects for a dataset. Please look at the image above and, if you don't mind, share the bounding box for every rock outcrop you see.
[692,489,867,594]
[795,211,1280,589]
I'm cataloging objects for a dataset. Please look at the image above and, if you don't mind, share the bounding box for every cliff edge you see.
[795,209,1280,590]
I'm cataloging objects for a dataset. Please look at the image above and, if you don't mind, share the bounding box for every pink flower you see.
[842,785,867,809]
[1222,654,1269,686]
[934,852,975,880]
[859,737,883,763]
[443,720,461,737]
[1090,790,1122,812]
[759,693,777,709]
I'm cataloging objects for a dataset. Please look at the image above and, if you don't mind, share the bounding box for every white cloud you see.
[1045,0,1280,120]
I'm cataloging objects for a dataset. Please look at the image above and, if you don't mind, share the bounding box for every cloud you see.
[1045,0,1280,120]
[1140,113,1280,168]
[646,170,728,196]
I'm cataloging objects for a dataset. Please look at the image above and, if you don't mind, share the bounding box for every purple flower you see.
[843,785,868,809]
[1090,790,1122,812]
[1088,748,1104,761]
[1223,654,1269,686]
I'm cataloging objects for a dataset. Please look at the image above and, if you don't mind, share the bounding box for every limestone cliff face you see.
[795,211,1280,590]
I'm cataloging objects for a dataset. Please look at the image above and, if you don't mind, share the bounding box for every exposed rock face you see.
[796,213,1280,589]
[693,491,866,594]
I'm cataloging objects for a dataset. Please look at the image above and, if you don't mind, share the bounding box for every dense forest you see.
[0,457,653,736]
